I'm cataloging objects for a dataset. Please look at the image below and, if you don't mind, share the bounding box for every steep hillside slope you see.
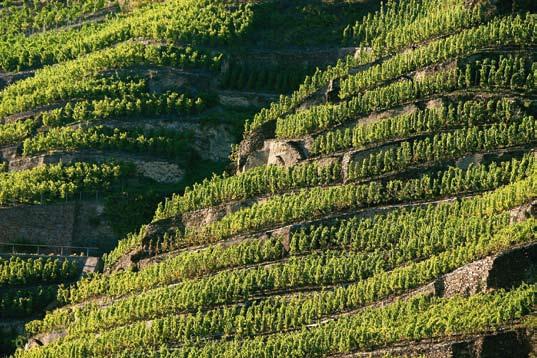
[12,0,537,357]
[0,256,86,353]
[0,0,379,355]
[0,0,377,253]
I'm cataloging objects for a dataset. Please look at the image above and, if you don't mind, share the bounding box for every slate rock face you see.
[432,242,537,298]
[488,243,537,289]
[241,138,305,171]
[434,256,495,298]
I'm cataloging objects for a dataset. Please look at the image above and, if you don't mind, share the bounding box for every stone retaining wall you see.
[0,201,116,254]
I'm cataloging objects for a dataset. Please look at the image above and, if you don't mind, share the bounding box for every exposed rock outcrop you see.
[433,242,537,298]
[236,120,276,172]
[241,139,307,171]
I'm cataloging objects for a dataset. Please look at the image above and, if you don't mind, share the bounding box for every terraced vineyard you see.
[0,0,378,249]
[0,0,383,355]
[2,0,537,357]
[0,256,83,353]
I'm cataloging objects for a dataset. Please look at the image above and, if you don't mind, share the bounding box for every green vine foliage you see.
[7,0,537,356]
[0,162,133,205]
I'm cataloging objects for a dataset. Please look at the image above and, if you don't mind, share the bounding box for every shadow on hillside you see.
[240,0,381,48]
[490,0,537,13]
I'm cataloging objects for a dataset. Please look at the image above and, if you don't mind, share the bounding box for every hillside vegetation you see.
[0,0,379,245]
[0,256,82,353]
[3,0,537,357]
[0,0,382,355]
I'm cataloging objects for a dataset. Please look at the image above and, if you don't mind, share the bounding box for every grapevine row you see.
[71,168,537,304]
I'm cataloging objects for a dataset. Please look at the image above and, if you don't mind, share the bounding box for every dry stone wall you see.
[4,151,185,184]
[0,203,76,248]
[346,329,535,358]
[0,201,116,254]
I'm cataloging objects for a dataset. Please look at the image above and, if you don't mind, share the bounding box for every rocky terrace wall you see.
[345,329,535,358]
[0,201,116,254]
